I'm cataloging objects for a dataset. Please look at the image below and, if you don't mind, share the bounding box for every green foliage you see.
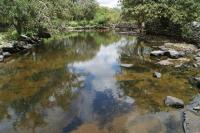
[121,0,200,32]
[0,0,98,35]
[93,7,121,25]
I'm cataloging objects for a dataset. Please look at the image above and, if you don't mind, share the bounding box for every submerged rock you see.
[157,58,190,67]
[120,64,134,68]
[153,72,162,78]
[127,111,184,133]
[165,96,184,108]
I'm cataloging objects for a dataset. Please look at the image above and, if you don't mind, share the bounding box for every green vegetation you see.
[1,0,199,40]
[0,0,120,36]
[121,0,200,35]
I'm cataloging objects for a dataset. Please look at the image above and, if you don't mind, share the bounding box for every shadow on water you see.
[0,32,199,133]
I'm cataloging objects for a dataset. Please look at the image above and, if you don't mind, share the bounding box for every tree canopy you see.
[121,0,200,33]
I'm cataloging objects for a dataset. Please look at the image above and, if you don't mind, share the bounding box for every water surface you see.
[0,32,199,133]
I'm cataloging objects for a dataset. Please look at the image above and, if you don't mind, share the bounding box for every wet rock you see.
[150,50,166,56]
[193,63,199,68]
[193,106,200,111]
[166,50,185,59]
[14,41,33,50]
[165,96,184,108]
[120,64,134,68]
[194,77,200,82]
[0,55,4,62]
[3,52,11,57]
[153,72,162,78]
[194,77,200,88]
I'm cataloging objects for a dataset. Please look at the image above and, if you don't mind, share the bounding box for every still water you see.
[0,32,199,133]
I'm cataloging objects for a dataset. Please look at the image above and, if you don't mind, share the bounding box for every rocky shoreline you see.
[0,30,51,62]
[148,42,200,133]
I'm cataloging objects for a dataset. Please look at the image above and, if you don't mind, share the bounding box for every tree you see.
[0,0,36,35]
[121,0,200,33]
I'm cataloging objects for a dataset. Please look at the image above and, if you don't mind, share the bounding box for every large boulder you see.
[164,96,184,108]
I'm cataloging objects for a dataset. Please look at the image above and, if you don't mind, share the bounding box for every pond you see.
[0,32,199,133]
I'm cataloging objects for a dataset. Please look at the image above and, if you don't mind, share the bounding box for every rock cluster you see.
[151,42,199,67]
[0,35,41,62]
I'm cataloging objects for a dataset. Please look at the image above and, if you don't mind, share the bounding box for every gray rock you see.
[157,58,190,67]
[195,57,200,61]
[3,52,11,57]
[193,64,199,68]
[150,50,166,56]
[194,77,200,82]
[193,106,200,111]
[120,64,134,68]
[165,96,184,108]
[196,52,200,57]
[153,72,162,78]
[166,50,185,59]
[162,43,198,53]
[194,77,200,88]
[0,55,4,62]
[183,111,200,133]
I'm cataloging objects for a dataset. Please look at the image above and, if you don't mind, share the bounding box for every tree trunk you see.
[13,18,22,35]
